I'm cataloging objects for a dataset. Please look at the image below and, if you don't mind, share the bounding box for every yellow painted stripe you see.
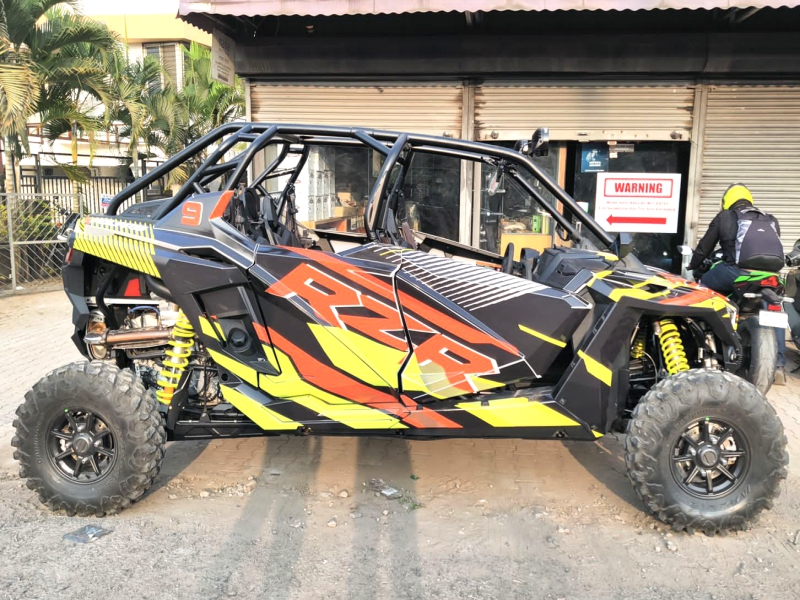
[208,349,259,387]
[519,324,567,348]
[455,397,580,428]
[308,324,401,388]
[220,385,301,431]
[608,287,670,302]
[198,316,220,341]
[592,430,604,439]
[72,217,161,278]
[289,395,403,429]
[595,251,619,261]
[577,350,612,387]
[257,347,406,430]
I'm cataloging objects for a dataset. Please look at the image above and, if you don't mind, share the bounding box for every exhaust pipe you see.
[85,327,172,346]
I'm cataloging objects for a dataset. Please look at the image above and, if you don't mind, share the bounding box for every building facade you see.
[179,1,800,271]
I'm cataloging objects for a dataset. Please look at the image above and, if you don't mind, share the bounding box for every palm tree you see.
[105,51,170,184]
[0,0,117,194]
[150,41,244,186]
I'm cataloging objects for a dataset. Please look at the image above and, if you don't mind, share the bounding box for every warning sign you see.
[594,173,682,234]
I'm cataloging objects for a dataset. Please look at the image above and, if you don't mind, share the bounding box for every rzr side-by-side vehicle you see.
[12,123,788,533]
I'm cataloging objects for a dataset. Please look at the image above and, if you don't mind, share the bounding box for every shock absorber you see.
[631,326,646,360]
[156,309,195,405]
[656,318,690,375]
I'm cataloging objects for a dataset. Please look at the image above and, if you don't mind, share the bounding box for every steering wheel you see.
[502,242,515,274]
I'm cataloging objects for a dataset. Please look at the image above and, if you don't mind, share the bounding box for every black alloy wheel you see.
[48,408,116,483]
[670,417,749,498]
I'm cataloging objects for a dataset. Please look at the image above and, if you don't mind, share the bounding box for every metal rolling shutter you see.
[698,86,800,250]
[474,84,694,142]
[249,83,463,137]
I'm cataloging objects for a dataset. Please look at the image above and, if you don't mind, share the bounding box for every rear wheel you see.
[736,315,777,395]
[625,369,788,534]
[11,361,166,516]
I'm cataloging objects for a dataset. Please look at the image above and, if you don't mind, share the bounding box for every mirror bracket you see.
[613,233,633,259]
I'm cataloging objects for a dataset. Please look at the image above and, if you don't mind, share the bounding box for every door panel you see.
[250,246,412,429]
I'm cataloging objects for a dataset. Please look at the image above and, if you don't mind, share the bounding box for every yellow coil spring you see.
[156,310,195,405]
[658,318,690,375]
[631,327,646,360]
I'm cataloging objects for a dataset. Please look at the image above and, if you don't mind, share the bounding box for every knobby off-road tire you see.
[11,361,166,516]
[736,315,777,396]
[625,369,788,535]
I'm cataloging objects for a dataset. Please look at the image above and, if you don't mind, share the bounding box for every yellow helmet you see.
[722,183,753,210]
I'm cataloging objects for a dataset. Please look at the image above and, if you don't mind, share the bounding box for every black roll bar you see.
[107,122,246,216]
[365,133,408,241]
[153,124,255,219]
[508,168,582,244]
[353,130,391,156]
[224,125,279,192]
[110,122,614,250]
[251,143,290,190]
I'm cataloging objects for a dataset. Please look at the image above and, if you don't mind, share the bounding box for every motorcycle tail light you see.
[760,276,780,287]
[767,304,782,312]
[65,248,74,264]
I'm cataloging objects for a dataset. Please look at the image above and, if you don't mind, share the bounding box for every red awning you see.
[179,0,800,18]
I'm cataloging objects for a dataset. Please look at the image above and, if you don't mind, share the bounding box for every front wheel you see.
[11,361,166,516]
[625,369,788,534]
[736,315,777,395]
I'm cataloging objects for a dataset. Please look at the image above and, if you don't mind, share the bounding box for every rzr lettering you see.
[414,338,497,393]
[270,263,499,388]
[271,263,412,350]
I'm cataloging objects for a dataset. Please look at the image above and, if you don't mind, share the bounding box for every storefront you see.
[179,1,800,272]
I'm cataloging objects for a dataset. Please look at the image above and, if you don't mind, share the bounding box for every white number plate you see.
[758,310,789,328]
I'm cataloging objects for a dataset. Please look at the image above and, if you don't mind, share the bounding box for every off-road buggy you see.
[13,123,788,533]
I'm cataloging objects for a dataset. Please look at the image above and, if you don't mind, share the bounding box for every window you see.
[143,43,181,90]
[477,142,563,256]
[571,141,690,272]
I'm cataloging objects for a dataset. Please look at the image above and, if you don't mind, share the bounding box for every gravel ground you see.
[1,291,799,600]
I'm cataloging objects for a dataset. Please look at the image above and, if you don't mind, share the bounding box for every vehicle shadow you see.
[346,436,422,599]
[561,434,642,511]
[196,435,324,598]
[146,439,209,495]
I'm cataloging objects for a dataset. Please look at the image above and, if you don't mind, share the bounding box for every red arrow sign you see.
[606,215,667,226]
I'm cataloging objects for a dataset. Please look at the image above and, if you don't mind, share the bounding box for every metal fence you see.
[0,193,84,295]
[19,175,127,214]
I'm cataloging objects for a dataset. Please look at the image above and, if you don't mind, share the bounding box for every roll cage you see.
[106,123,618,252]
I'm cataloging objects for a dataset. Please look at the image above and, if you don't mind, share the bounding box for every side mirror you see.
[531,127,549,157]
[678,245,693,257]
[514,128,550,157]
[614,233,633,259]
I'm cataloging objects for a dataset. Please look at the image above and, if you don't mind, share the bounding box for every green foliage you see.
[0,199,58,243]
[0,0,118,166]
[1,3,243,189]
[145,42,244,185]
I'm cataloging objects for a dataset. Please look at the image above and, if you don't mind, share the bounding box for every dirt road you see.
[1,291,799,599]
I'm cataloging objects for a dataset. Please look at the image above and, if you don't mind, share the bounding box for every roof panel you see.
[179,0,800,18]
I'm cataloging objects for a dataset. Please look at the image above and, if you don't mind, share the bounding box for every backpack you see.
[734,207,785,271]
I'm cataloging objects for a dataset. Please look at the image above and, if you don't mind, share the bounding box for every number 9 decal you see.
[181,201,203,226]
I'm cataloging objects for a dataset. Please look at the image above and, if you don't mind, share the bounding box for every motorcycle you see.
[680,244,800,394]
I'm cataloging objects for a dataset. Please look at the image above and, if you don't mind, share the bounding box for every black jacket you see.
[689,200,781,271]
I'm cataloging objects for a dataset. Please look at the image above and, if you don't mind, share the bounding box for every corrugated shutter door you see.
[698,86,800,250]
[249,84,463,137]
[475,84,694,142]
